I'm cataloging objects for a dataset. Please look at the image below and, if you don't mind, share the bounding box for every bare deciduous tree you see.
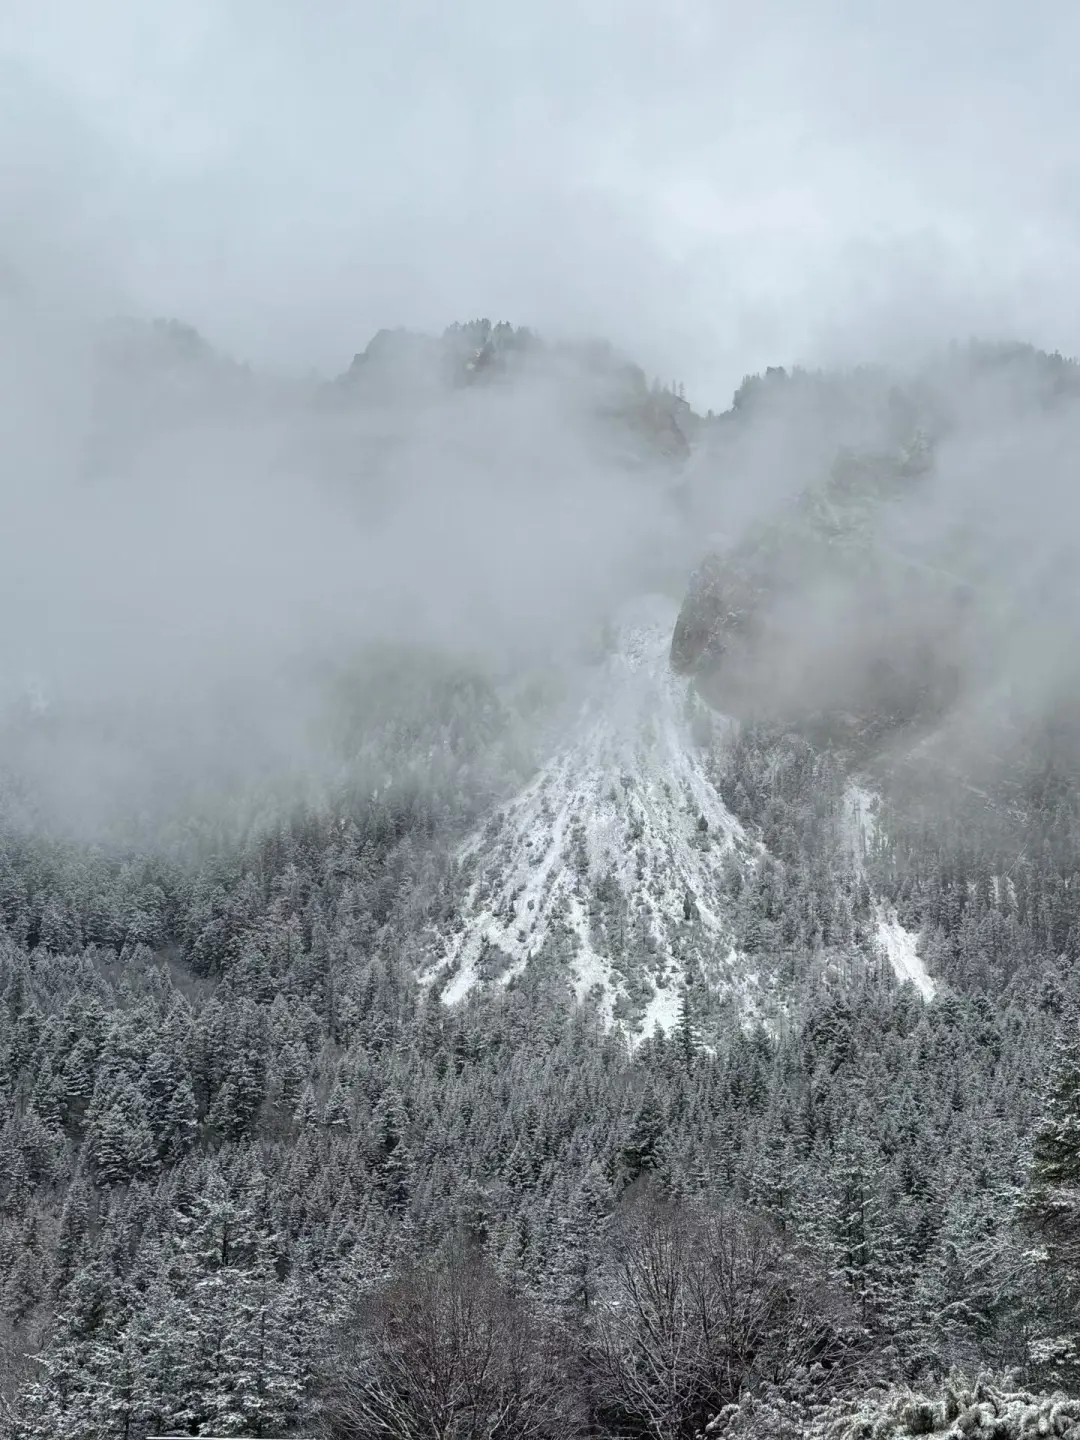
[323,1244,580,1440]
[592,1186,852,1440]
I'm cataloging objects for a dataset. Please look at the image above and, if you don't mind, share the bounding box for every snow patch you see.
[846,782,935,1001]
[844,784,878,872]
[425,595,752,1039]
[875,907,935,1000]
[638,973,687,1038]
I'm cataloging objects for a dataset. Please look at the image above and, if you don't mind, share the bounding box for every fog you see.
[0,297,683,833]
[6,0,1080,404]
[4,0,1080,834]
[674,345,1080,806]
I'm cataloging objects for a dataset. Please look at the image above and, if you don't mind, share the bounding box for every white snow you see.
[424,595,751,1038]
[426,645,937,1032]
[875,906,936,1001]
[638,975,685,1038]
[843,784,878,871]
[845,782,936,1000]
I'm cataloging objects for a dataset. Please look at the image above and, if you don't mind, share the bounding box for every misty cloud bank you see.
[6,277,1080,844]
[673,346,1080,801]
[0,301,686,835]
[6,0,1080,404]
[5,0,1080,839]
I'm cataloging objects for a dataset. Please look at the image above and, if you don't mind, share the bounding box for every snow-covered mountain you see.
[422,596,760,1038]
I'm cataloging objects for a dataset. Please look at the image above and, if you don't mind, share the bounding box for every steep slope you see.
[422,597,758,1037]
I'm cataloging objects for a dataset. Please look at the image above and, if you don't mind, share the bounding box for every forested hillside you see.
[3,323,1080,1438]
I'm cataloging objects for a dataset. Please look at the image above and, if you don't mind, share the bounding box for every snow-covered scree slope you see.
[844,783,936,1001]
[875,910,936,1001]
[423,597,753,1038]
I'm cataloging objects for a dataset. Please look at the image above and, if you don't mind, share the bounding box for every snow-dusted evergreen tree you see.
[1020,1008,1080,1386]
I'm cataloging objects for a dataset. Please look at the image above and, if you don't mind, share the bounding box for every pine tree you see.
[1024,1014,1080,1253]
[370,1094,411,1211]
[120,1173,314,1435]
[87,1080,158,1187]
[1019,1009,1080,1384]
[323,1079,351,1131]
[917,1182,1030,1374]
[675,985,697,1072]
[54,1174,92,1296]
[548,1162,612,1321]
[617,1083,665,1186]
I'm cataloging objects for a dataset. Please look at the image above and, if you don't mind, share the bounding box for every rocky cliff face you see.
[670,463,973,755]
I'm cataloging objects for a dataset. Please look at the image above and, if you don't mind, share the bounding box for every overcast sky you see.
[4,0,1080,407]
